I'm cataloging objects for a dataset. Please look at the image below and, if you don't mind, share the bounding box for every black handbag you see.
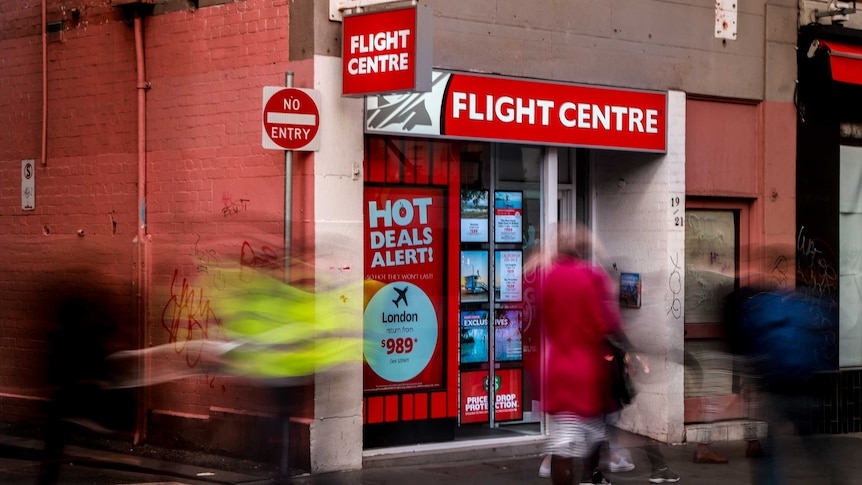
[606,340,636,411]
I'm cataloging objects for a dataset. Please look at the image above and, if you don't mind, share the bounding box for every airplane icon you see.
[392,286,409,308]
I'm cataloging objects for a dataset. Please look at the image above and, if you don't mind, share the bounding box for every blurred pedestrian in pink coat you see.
[538,224,622,485]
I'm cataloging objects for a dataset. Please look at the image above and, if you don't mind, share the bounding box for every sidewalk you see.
[290,430,862,485]
[0,426,860,484]
[0,431,276,484]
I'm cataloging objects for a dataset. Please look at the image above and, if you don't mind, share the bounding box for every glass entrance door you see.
[457,143,581,438]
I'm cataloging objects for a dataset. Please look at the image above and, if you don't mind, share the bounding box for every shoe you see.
[580,470,611,485]
[649,467,681,483]
[609,455,636,472]
[745,439,764,458]
[693,446,729,464]
[539,455,551,478]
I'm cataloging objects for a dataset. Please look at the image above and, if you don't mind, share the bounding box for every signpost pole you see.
[284,71,294,285]
[281,71,293,477]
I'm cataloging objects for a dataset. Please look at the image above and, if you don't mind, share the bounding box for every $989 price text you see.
[381,337,417,355]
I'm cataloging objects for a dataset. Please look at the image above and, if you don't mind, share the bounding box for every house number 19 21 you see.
[670,196,683,226]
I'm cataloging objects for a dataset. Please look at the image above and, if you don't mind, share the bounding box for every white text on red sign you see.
[347,29,412,75]
[268,97,315,142]
[451,92,659,134]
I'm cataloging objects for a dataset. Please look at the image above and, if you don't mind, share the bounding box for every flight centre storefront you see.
[360,69,672,448]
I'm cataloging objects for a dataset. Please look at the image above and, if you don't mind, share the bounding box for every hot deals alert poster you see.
[364,187,445,392]
[460,368,523,424]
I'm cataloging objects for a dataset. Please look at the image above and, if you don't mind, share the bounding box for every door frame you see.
[683,198,753,424]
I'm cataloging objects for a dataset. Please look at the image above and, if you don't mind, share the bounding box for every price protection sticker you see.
[363,281,438,383]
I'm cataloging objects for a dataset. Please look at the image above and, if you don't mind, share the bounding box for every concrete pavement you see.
[1,426,861,484]
[290,431,862,485]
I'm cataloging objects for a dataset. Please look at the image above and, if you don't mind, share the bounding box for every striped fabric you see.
[544,412,608,458]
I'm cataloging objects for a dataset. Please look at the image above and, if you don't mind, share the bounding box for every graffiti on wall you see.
[221,192,250,218]
[796,225,838,299]
[160,269,225,388]
[683,211,736,323]
[668,252,682,319]
[770,254,790,290]
[192,235,225,290]
[240,241,280,277]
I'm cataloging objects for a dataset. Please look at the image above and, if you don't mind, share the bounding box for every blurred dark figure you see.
[724,286,841,484]
[38,271,134,485]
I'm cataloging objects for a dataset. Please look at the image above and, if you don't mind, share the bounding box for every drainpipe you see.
[41,0,47,166]
[133,8,151,445]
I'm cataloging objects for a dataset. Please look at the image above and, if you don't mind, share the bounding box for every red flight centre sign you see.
[365,71,668,153]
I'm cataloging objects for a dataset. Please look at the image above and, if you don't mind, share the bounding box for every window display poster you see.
[460,189,489,242]
[460,368,523,424]
[619,272,641,309]
[460,250,489,302]
[495,309,523,362]
[363,186,446,392]
[494,191,523,243]
[460,310,489,364]
[495,250,523,302]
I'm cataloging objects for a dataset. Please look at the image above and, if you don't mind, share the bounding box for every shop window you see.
[363,134,464,448]
[839,144,862,367]
[684,210,737,326]
[363,136,582,444]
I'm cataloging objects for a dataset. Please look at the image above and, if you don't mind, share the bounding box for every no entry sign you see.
[262,86,321,151]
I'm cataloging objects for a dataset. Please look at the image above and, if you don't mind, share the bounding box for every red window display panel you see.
[385,138,403,184]
[402,139,419,183]
[414,141,431,184]
[401,394,414,420]
[366,396,384,424]
[430,392,447,419]
[365,137,387,183]
[431,142,451,186]
[460,369,524,424]
[413,393,429,420]
[365,136,455,187]
[385,394,400,422]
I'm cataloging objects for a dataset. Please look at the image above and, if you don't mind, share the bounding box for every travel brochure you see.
[620,272,642,308]
[494,309,523,362]
[460,310,490,364]
[459,309,523,365]
[494,191,523,243]
[494,250,522,302]
[460,250,489,302]
[460,189,489,243]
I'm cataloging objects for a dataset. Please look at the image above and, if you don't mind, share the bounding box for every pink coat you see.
[539,257,621,417]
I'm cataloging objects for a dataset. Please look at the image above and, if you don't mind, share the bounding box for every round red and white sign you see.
[262,87,321,151]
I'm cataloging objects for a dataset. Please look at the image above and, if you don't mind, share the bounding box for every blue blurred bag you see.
[739,291,834,387]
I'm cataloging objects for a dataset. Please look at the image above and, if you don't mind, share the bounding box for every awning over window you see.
[814,39,862,85]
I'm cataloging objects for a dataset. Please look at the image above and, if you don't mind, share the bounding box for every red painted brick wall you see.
[0,0,307,448]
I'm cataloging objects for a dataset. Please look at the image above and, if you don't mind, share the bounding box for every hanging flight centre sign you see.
[262,86,321,151]
[342,5,432,97]
[365,71,668,153]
